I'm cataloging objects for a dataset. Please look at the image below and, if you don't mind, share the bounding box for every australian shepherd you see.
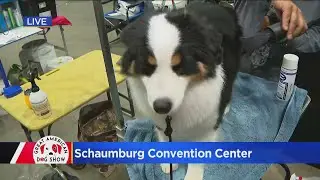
[120,2,242,180]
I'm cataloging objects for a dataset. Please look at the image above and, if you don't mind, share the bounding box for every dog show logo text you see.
[33,136,69,164]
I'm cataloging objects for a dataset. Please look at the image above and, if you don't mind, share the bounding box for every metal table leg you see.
[107,84,135,118]
[20,123,53,141]
[43,29,47,41]
[38,129,45,138]
[20,124,32,142]
[107,81,135,117]
[48,124,52,135]
[126,80,135,117]
[107,90,112,101]
[59,25,69,56]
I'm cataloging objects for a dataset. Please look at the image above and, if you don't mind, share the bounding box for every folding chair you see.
[104,0,145,43]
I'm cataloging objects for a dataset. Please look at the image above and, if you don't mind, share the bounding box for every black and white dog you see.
[120,2,242,179]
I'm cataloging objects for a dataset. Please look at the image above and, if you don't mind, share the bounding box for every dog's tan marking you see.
[127,61,135,74]
[171,53,182,66]
[197,62,207,76]
[148,56,157,65]
[188,62,208,81]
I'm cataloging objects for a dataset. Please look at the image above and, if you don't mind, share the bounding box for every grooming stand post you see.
[93,0,126,140]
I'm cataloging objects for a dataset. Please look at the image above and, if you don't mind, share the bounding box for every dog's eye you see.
[140,56,157,76]
[143,63,157,76]
[172,64,183,75]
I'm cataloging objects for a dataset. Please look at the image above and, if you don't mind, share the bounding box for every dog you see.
[40,142,62,157]
[120,2,242,180]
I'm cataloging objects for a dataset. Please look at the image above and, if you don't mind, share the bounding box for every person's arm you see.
[288,25,320,53]
[286,0,320,53]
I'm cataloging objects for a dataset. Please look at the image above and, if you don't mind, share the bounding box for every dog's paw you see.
[161,163,178,174]
[184,164,204,180]
[184,173,203,180]
[224,104,230,116]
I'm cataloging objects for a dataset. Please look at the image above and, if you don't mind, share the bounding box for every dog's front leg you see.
[155,129,179,174]
[184,164,204,180]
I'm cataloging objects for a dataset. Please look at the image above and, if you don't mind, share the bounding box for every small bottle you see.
[13,9,23,27]
[2,10,12,30]
[29,69,52,118]
[7,8,16,28]
[276,54,299,101]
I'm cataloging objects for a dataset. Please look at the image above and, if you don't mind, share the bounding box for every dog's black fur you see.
[120,2,242,129]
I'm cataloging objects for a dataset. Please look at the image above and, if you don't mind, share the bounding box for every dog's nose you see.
[153,98,172,114]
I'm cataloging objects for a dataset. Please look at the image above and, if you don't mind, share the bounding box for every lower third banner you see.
[73,142,320,164]
[2,140,320,164]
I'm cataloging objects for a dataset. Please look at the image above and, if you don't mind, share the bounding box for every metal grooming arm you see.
[92,0,125,140]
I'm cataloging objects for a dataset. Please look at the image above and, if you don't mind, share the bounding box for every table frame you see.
[41,25,69,56]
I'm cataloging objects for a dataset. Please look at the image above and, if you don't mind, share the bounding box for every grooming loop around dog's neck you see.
[165,115,173,180]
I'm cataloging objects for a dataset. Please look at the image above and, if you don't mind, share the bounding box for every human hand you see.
[272,0,308,40]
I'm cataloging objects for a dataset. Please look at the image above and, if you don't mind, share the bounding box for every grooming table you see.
[0,50,131,141]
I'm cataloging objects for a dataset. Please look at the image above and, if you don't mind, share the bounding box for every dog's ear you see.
[52,144,56,153]
[120,13,151,75]
[120,13,150,47]
[56,144,62,154]
[206,33,224,64]
[120,49,135,75]
[40,144,45,154]
[121,47,153,76]
[166,9,193,29]
[176,32,223,78]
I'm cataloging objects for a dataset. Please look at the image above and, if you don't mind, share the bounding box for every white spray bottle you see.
[29,68,52,118]
[276,54,299,101]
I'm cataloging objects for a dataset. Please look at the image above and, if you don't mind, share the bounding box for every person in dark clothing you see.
[235,0,320,164]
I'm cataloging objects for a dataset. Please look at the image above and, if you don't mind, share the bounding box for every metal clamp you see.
[116,125,126,141]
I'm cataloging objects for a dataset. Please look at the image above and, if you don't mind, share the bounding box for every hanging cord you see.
[164,115,173,180]
[161,0,177,11]
[171,0,177,10]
